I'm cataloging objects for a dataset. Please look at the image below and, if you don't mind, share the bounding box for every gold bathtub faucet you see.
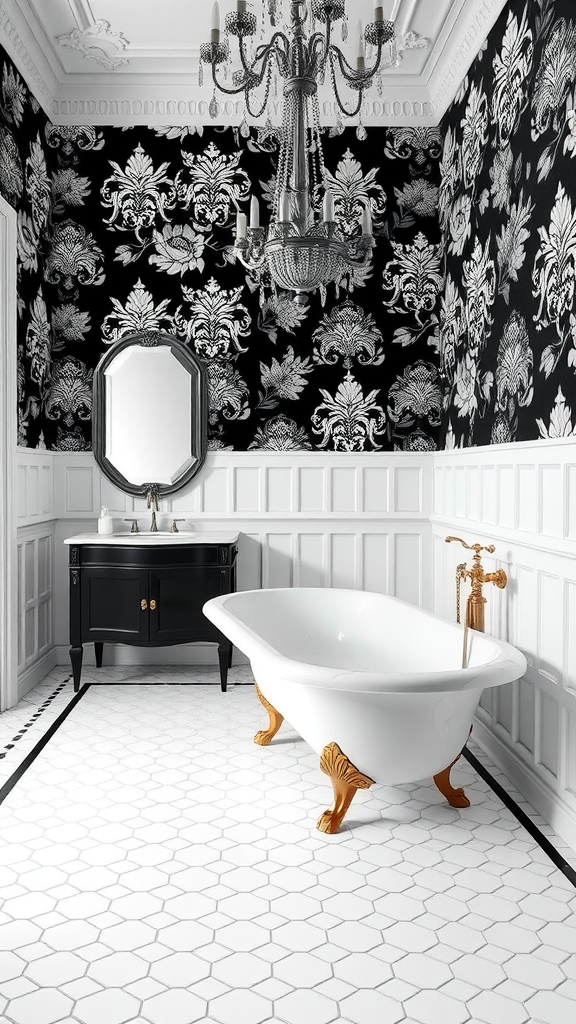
[445,535,507,634]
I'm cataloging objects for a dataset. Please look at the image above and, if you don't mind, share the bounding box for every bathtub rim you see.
[203,587,528,695]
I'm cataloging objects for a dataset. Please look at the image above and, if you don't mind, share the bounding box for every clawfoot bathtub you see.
[203,589,527,833]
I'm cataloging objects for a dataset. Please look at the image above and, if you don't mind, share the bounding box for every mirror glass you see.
[93,331,207,496]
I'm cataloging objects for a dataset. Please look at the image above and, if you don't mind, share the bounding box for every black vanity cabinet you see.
[66,536,238,693]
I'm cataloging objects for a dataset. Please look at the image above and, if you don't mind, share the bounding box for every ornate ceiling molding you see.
[0,1,55,111]
[0,0,508,128]
[56,19,130,71]
[50,92,437,128]
[426,0,508,120]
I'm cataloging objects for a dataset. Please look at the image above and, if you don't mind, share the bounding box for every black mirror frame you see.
[93,330,208,498]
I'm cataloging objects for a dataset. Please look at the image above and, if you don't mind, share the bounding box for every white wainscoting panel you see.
[15,450,57,699]
[52,452,433,668]
[432,437,576,852]
[54,453,432,522]
[16,449,55,524]
[16,523,56,697]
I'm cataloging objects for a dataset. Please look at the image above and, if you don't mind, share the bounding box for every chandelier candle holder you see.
[200,0,396,302]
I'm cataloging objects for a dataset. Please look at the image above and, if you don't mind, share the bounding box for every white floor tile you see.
[0,673,574,1024]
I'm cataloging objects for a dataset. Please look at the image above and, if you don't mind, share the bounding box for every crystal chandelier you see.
[200,1,396,303]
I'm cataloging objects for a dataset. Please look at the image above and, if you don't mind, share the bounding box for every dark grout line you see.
[463,746,576,890]
[0,684,90,807]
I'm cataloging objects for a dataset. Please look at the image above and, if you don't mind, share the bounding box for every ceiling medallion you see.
[57,19,130,71]
[201,0,398,303]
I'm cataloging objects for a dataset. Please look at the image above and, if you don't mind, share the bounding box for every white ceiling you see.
[0,0,508,125]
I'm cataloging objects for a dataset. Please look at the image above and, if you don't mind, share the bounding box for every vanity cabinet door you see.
[149,568,221,643]
[81,568,149,642]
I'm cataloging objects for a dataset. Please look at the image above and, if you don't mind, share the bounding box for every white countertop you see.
[64,531,239,546]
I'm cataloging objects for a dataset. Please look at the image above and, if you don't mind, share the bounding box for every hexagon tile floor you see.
[0,668,575,1024]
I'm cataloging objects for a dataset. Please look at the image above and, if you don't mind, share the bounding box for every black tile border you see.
[0,683,90,807]
[463,747,576,890]
[0,678,72,761]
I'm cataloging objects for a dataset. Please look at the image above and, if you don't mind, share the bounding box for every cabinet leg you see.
[218,642,230,692]
[70,645,83,693]
[94,642,103,668]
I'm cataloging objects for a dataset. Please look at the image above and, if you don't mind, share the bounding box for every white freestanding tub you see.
[203,588,527,831]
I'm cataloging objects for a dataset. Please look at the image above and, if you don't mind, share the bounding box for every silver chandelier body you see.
[201,1,396,301]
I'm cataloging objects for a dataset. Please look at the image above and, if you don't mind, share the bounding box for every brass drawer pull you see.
[141,599,148,611]
[150,599,157,611]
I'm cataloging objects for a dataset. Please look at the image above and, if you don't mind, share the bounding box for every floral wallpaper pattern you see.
[440,0,576,446]
[0,56,52,446]
[0,44,442,451]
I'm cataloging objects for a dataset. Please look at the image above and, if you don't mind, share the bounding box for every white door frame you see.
[0,195,18,711]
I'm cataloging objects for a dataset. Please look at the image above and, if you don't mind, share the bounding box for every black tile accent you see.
[0,679,70,760]
[0,684,90,807]
[463,747,576,890]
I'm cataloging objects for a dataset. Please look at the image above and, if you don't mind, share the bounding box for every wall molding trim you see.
[0,0,56,114]
[426,0,508,121]
[0,196,17,713]
[49,91,438,127]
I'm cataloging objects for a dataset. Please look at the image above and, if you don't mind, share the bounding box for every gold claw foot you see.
[253,683,283,746]
[433,726,473,808]
[317,742,374,834]
[433,751,470,808]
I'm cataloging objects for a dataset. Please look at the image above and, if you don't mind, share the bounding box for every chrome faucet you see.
[146,488,159,533]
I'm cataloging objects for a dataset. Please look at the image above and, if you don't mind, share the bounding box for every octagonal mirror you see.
[93,330,207,497]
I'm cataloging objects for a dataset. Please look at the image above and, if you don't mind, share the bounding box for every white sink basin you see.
[117,531,196,540]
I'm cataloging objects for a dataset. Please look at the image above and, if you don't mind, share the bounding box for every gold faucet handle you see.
[445,536,495,555]
[445,535,471,549]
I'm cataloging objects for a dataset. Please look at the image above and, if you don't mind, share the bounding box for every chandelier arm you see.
[328,54,364,118]
[327,43,365,83]
[244,61,274,120]
[238,31,290,80]
[210,62,250,97]
[307,5,335,74]
[329,36,384,84]
[255,31,290,64]
[265,39,290,82]
[234,43,276,90]
[308,31,330,77]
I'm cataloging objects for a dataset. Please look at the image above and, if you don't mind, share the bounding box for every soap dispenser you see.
[98,506,113,535]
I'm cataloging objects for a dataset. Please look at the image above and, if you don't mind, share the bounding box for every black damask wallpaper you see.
[0,53,52,446]
[439,0,576,447]
[0,44,442,452]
